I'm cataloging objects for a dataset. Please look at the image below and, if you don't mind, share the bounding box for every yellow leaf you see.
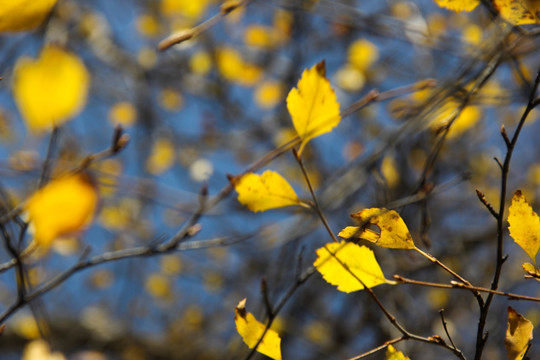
[314,241,388,293]
[506,307,533,360]
[0,0,58,32]
[508,190,540,264]
[386,345,411,360]
[13,45,90,133]
[343,208,415,249]
[108,101,137,127]
[235,298,282,360]
[234,170,300,212]
[146,137,176,175]
[286,61,341,155]
[432,0,480,12]
[522,262,540,281]
[348,39,379,72]
[381,154,400,188]
[493,0,540,25]
[25,173,98,248]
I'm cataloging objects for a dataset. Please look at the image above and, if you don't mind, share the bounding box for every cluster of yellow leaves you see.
[25,173,98,249]
[508,190,540,276]
[433,0,540,25]
[234,299,282,360]
[0,0,57,32]
[13,45,90,134]
[505,307,534,360]
[216,47,262,86]
[234,61,340,211]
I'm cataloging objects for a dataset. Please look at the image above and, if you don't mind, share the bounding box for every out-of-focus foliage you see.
[0,0,58,32]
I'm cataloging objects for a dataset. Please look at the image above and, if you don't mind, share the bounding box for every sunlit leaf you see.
[0,0,58,32]
[505,307,533,360]
[339,208,414,249]
[13,45,90,133]
[234,170,300,212]
[432,0,480,12]
[508,190,540,264]
[494,0,540,25]
[386,345,411,360]
[287,61,341,155]
[235,298,282,360]
[314,241,388,293]
[26,173,98,248]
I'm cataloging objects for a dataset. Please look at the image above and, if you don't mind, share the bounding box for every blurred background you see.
[1,0,540,359]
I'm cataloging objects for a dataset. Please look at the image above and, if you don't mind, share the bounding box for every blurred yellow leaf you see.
[386,345,410,360]
[494,0,540,25]
[506,307,533,360]
[190,50,212,75]
[161,0,210,20]
[234,170,300,212]
[348,39,379,72]
[108,101,137,127]
[13,45,90,133]
[145,273,172,299]
[22,339,66,360]
[314,241,388,293]
[430,103,481,138]
[146,137,175,175]
[381,154,400,188]
[339,208,414,249]
[287,61,341,155]
[0,0,58,32]
[432,0,480,12]
[235,298,282,360]
[255,81,283,109]
[26,174,98,248]
[508,190,540,264]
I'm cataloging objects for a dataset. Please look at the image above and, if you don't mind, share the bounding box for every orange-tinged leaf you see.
[234,170,300,212]
[508,190,540,264]
[505,307,533,360]
[386,345,411,360]
[13,45,90,133]
[26,174,98,248]
[0,0,58,32]
[314,241,388,293]
[344,208,414,249]
[432,0,480,12]
[235,298,282,360]
[522,262,540,281]
[287,61,341,155]
[493,0,540,25]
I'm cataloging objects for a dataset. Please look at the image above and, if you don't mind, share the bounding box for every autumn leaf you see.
[287,61,341,155]
[13,45,90,134]
[0,0,58,32]
[505,307,533,360]
[386,345,410,360]
[338,208,414,249]
[508,190,540,264]
[234,170,300,212]
[522,262,540,281]
[235,298,282,360]
[432,0,480,12]
[494,0,540,25]
[25,173,99,248]
[314,241,389,293]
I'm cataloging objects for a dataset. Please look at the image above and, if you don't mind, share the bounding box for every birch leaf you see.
[432,0,480,12]
[508,190,540,264]
[25,173,98,248]
[13,45,90,134]
[234,170,300,212]
[314,241,388,293]
[493,0,540,25]
[386,345,411,360]
[235,299,282,360]
[340,208,414,249]
[0,0,58,32]
[505,307,533,360]
[287,61,341,155]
